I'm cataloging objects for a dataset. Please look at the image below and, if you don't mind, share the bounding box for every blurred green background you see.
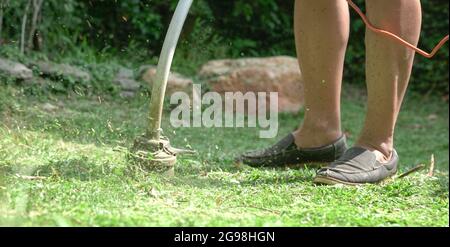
[0,0,448,94]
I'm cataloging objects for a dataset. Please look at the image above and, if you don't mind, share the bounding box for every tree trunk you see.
[20,0,32,55]
[27,0,44,51]
[0,8,3,43]
[0,0,9,44]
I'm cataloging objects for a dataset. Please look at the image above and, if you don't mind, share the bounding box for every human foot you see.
[355,140,394,163]
[293,125,343,149]
[314,147,399,185]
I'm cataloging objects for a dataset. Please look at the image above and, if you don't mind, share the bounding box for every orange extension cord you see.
[347,0,449,59]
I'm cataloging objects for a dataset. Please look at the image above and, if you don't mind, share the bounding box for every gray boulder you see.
[0,58,33,80]
[113,67,141,98]
[33,61,91,83]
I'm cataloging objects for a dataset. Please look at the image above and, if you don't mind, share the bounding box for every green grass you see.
[0,84,448,226]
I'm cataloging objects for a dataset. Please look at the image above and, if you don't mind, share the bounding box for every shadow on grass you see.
[430,175,450,199]
[32,157,121,181]
[173,158,314,189]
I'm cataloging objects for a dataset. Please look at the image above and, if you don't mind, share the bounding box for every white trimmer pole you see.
[131,0,194,176]
[147,0,193,140]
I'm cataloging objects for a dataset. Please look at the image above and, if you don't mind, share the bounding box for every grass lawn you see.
[0,84,448,226]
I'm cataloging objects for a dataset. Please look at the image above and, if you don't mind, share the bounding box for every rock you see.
[427,114,438,121]
[116,67,134,79]
[120,91,136,98]
[33,61,91,83]
[114,68,140,92]
[140,65,194,96]
[117,78,140,91]
[42,103,58,112]
[198,56,304,114]
[0,58,33,80]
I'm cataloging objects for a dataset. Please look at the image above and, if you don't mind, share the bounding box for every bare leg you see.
[293,0,349,148]
[356,0,422,162]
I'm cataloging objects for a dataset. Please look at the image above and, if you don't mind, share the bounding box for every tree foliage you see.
[0,0,448,94]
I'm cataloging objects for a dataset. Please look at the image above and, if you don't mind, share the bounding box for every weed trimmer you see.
[129,0,448,177]
[131,0,194,176]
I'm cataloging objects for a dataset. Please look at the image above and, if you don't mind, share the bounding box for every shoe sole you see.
[313,172,397,186]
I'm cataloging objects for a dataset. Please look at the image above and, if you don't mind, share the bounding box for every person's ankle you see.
[355,138,393,163]
[293,124,342,149]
